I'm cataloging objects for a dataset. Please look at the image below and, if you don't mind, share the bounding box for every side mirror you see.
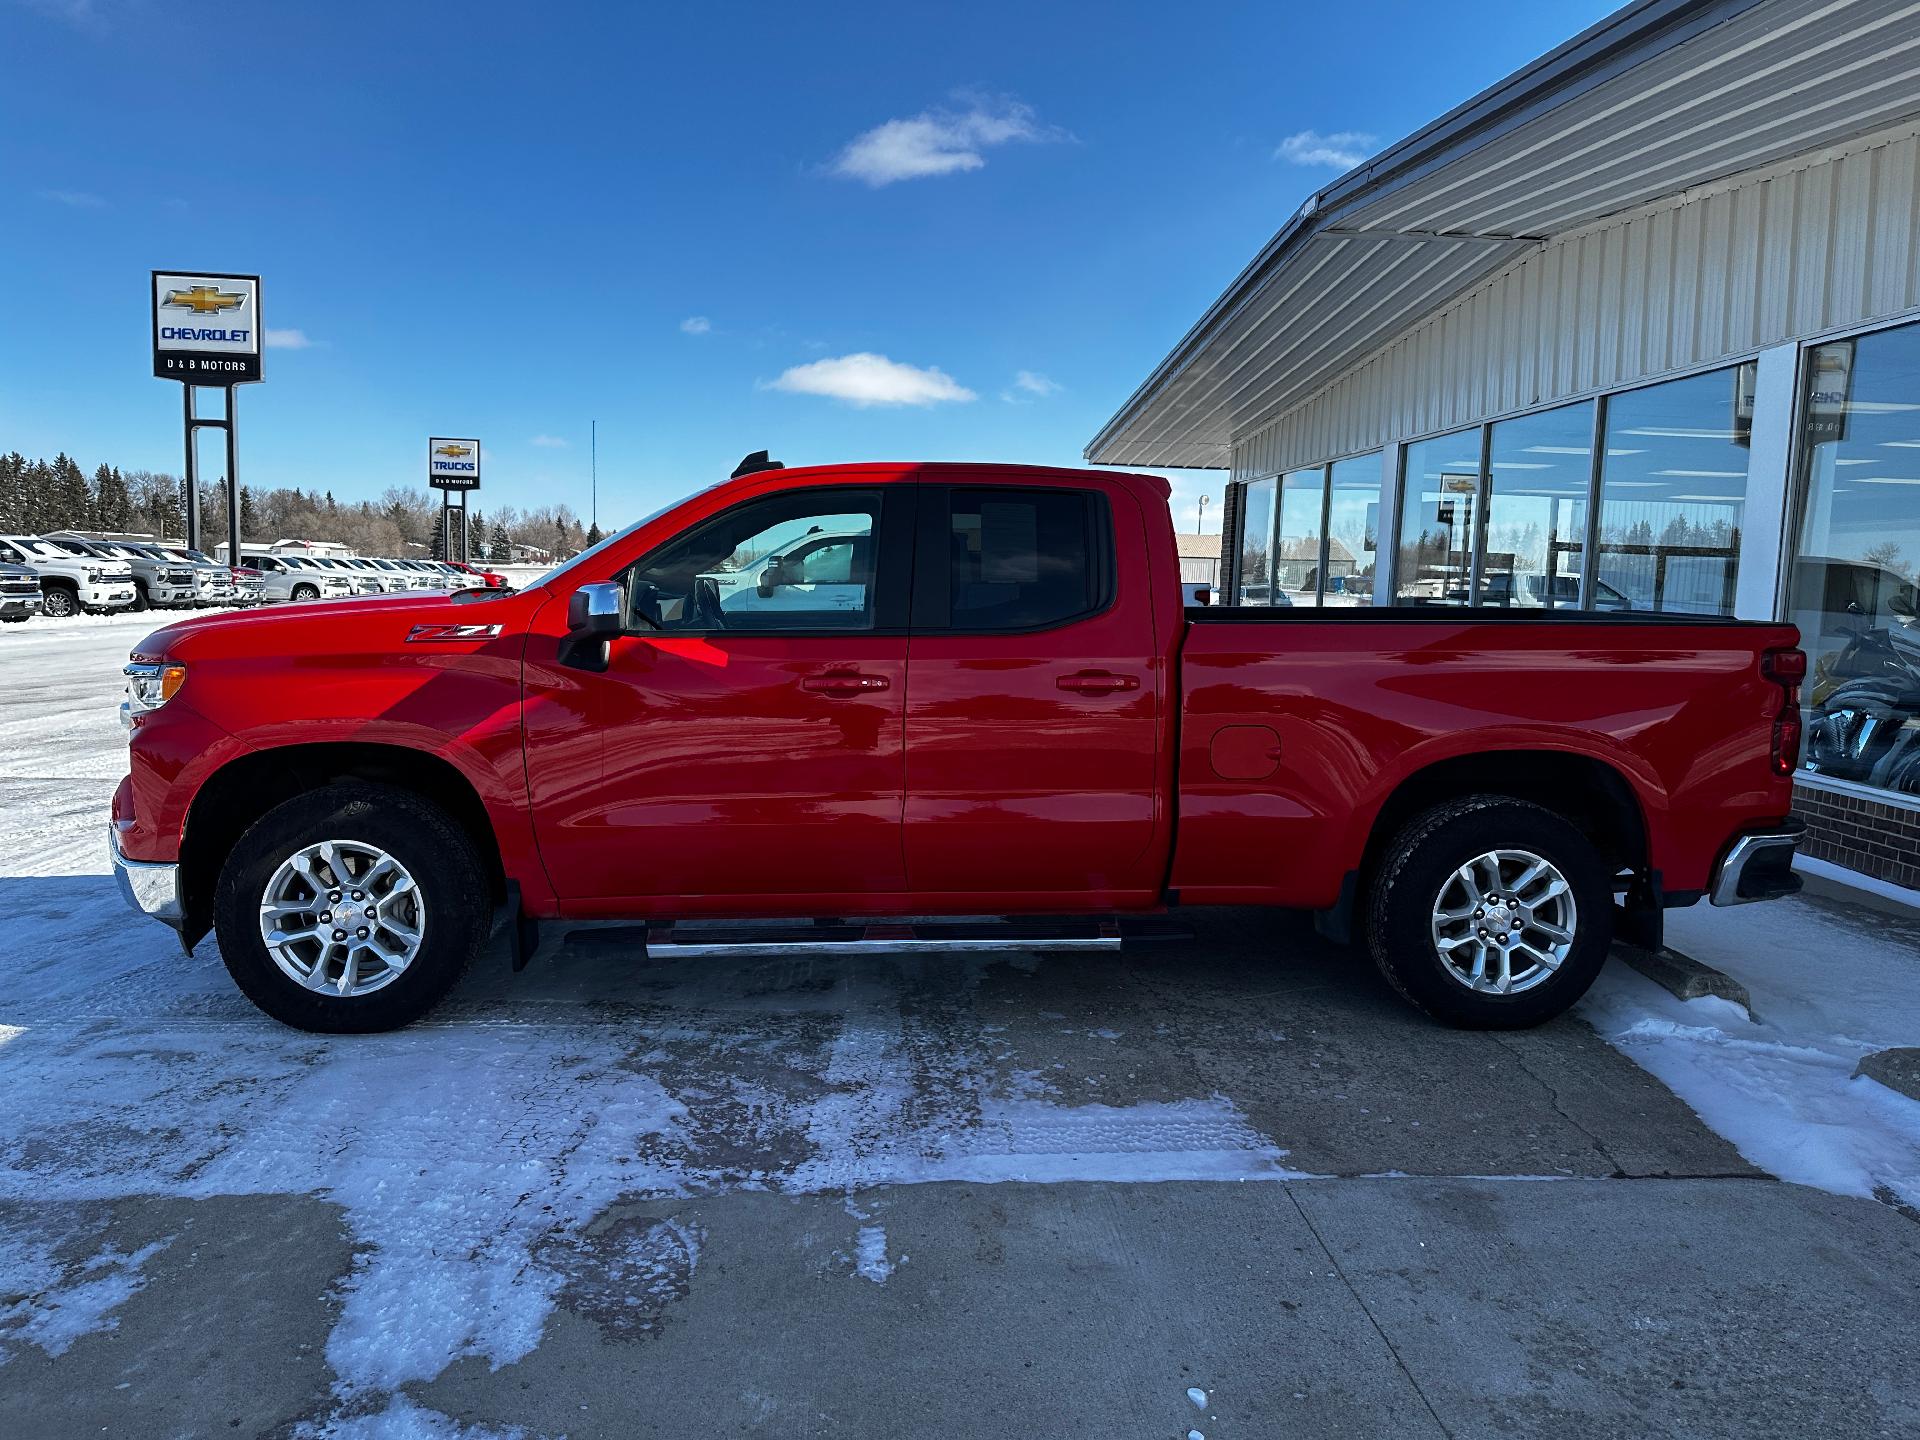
[756,558,786,599]
[1890,593,1916,618]
[560,582,624,672]
[567,582,625,637]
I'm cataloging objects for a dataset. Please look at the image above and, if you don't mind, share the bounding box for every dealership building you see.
[1089,0,1920,889]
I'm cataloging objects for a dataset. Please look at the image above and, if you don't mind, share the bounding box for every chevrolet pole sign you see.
[428,438,482,490]
[151,271,261,383]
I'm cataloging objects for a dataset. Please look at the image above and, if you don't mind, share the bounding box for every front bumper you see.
[0,593,42,617]
[85,585,137,609]
[110,823,183,931]
[1709,820,1805,906]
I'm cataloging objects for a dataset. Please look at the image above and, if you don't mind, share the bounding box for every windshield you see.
[17,539,68,560]
[539,480,724,590]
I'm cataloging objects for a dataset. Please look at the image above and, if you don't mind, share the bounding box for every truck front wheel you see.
[213,782,488,1032]
[1365,795,1612,1029]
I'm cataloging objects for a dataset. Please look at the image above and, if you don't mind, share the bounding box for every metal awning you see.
[1088,0,1920,469]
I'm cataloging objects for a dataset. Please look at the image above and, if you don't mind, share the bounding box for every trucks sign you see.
[151,271,261,383]
[428,438,482,491]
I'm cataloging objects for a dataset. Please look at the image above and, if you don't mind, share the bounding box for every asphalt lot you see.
[3,613,1917,1440]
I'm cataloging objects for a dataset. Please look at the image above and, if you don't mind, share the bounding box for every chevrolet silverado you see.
[111,460,1806,1032]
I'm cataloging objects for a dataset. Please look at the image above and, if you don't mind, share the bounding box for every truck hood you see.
[131,589,536,662]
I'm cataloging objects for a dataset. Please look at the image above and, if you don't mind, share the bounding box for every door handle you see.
[802,671,890,696]
[1056,670,1140,694]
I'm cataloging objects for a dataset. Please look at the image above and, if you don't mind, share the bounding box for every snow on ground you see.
[3,616,1918,1435]
[0,619,1295,1433]
[1579,881,1920,1209]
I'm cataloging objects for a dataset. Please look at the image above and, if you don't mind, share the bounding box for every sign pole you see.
[183,386,202,551]
[225,387,241,570]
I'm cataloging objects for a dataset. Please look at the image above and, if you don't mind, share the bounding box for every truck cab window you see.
[622,489,882,631]
[936,487,1108,632]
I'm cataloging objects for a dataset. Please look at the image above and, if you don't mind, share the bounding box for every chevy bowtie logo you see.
[162,284,246,315]
[434,444,474,459]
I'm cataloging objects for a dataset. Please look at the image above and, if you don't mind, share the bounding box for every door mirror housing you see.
[756,557,787,599]
[567,581,625,637]
[561,582,625,672]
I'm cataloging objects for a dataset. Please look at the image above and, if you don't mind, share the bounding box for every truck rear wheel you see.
[1365,795,1612,1029]
[213,782,488,1033]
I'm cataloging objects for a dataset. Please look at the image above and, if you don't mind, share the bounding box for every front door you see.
[902,480,1167,901]
[524,483,914,908]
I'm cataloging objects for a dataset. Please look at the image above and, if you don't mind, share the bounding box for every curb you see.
[1854,1048,1920,1103]
[1612,940,1754,1018]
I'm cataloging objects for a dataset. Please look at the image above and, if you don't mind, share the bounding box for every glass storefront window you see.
[1325,454,1380,605]
[1481,402,1594,608]
[1789,321,1920,797]
[1275,468,1325,606]
[1594,366,1752,614]
[1395,429,1482,605]
[1235,476,1276,605]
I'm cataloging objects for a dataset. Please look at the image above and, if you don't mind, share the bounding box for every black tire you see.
[41,586,76,618]
[290,583,319,602]
[1365,795,1613,1029]
[130,582,151,613]
[213,782,489,1033]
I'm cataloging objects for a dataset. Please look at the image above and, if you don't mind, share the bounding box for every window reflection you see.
[1790,322,1920,797]
[1595,366,1751,615]
[1236,477,1276,605]
[1395,430,1481,605]
[1275,468,1324,606]
[1325,454,1380,606]
[1482,402,1593,608]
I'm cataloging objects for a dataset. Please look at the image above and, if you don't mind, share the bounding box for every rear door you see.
[902,478,1167,901]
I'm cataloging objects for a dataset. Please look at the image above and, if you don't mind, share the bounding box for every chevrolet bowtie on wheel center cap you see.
[259,839,427,998]
[1430,848,1578,996]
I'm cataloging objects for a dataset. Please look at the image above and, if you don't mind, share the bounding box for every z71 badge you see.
[406,623,504,642]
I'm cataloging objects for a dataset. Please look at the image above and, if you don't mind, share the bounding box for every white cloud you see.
[679,315,711,335]
[831,92,1070,187]
[264,328,315,349]
[1275,129,1377,169]
[1014,370,1060,396]
[39,188,105,208]
[530,434,568,448]
[765,353,976,408]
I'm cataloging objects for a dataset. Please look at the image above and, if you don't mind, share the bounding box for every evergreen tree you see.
[238,485,259,542]
[468,509,487,559]
[21,459,54,532]
[50,453,89,531]
[430,508,447,561]
[586,522,603,547]
[492,519,511,560]
[92,464,133,532]
[0,453,22,531]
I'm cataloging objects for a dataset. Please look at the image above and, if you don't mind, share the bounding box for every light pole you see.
[1197,494,1210,534]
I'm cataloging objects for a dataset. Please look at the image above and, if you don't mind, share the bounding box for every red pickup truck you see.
[112,460,1805,1033]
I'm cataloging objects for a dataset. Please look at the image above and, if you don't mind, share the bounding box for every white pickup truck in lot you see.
[0,534,135,615]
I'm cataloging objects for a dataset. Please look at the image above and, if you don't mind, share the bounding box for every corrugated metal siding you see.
[1234,125,1920,481]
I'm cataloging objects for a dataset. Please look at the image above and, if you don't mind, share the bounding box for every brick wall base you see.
[1792,779,1920,891]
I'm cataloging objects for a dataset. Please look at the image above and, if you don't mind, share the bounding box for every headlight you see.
[87,568,104,583]
[123,661,188,719]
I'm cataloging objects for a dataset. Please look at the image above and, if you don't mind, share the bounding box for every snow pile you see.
[1580,892,1920,1209]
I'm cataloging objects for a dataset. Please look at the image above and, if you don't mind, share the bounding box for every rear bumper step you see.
[563,914,1192,958]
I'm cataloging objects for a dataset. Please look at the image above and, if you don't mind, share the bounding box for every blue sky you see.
[1,0,1614,533]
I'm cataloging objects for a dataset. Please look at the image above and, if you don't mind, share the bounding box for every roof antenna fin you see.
[731,450,784,479]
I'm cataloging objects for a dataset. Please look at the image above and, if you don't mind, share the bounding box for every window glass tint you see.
[1275,468,1324,606]
[947,488,1100,630]
[1325,454,1380,605]
[1394,429,1481,605]
[1788,322,1920,795]
[1596,366,1751,615]
[626,489,880,631]
[1481,401,1594,609]
[1235,477,1276,605]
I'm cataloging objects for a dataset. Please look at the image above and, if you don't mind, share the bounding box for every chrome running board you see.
[563,915,1192,958]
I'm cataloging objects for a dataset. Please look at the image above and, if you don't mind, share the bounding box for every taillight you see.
[1763,647,1805,777]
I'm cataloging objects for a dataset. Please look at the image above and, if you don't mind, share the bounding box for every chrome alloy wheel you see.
[1430,848,1577,995]
[258,839,426,998]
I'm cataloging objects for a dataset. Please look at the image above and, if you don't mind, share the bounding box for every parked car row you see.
[0,533,506,621]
